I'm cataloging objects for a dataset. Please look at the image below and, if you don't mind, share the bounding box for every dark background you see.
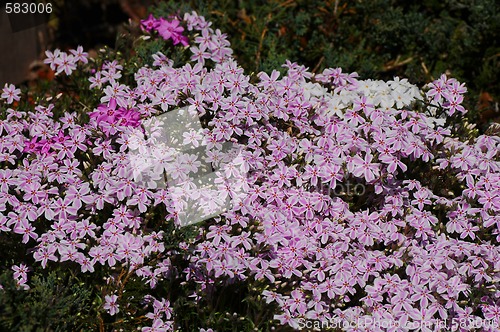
[0,0,151,85]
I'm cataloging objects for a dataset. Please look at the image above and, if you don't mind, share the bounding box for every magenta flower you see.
[157,18,188,46]
[171,33,189,47]
[90,98,119,125]
[141,14,160,32]
[23,138,39,154]
[117,108,141,127]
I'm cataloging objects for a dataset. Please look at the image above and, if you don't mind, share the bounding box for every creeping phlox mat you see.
[0,10,499,332]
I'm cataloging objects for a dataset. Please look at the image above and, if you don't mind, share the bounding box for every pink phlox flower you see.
[104,294,120,315]
[274,310,299,329]
[288,289,307,315]
[145,298,172,321]
[411,188,432,210]
[379,153,407,174]
[184,11,212,31]
[141,319,168,332]
[43,49,61,70]
[426,78,446,102]
[152,52,171,67]
[53,197,79,220]
[352,95,374,115]
[128,187,153,213]
[447,79,467,96]
[33,245,58,268]
[483,305,500,322]
[407,307,438,332]
[350,152,380,182]
[76,218,97,238]
[54,52,77,75]
[1,83,21,104]
[443,93,466,115]
[89,71,107,89]
[21,182,45,206]
[66,183,94,209]
[70,45,88,64]
[12,263,29,281]
[13,218,38,243]
[257,70,280,90]
[102,60,123,72]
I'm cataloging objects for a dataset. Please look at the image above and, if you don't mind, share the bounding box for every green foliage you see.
[150,0,500,129]
[167,278,280,331]
[0,269,95,332]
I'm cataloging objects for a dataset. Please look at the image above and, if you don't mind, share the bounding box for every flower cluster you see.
[426,74,467,116]
[43,46,88,76]
[0,9,499,332]
[141,13,189,46]
[89,98,141,131]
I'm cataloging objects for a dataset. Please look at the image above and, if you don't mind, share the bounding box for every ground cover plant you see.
[0,7,499,332]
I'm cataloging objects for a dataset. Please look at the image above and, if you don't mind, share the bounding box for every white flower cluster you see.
[301,76,448,127]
